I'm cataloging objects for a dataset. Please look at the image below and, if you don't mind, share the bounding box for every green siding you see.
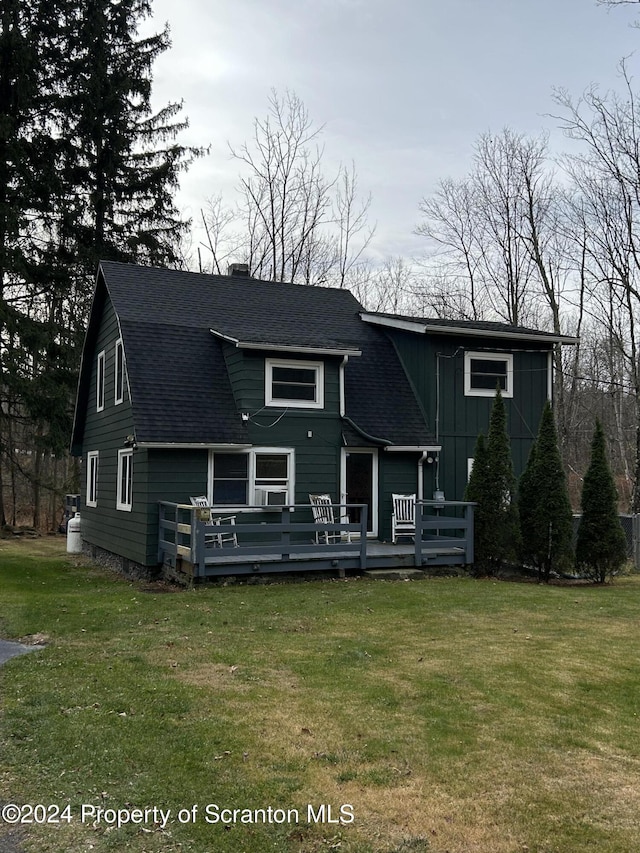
[388,330,551,502]
[78,302,552,564]
[79,295,149,563]
[378,452,423,541]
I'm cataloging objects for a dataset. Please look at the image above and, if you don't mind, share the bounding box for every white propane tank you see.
[66,512,82,554]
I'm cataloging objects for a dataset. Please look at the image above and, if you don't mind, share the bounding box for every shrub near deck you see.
[1,538,640,853]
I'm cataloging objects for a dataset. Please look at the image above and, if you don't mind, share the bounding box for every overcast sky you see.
[145,0,640,263]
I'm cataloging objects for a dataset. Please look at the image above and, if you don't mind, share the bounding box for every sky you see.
[143,0,640,264]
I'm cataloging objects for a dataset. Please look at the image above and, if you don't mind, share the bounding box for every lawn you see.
[1,539,640,853]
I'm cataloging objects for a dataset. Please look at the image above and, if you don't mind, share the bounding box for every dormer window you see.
[265,358,324,408]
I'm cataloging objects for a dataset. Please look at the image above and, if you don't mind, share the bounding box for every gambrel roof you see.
[71,262,436,454]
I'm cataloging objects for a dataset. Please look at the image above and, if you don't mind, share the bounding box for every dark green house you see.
[71,261,575,576]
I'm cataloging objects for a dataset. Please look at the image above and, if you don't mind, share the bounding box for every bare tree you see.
[199,91,376,292]
[416,177,483,319]
[554,68,640,509]
[331,162,375,288]
[417,130,563,327]
[227,89,333,283]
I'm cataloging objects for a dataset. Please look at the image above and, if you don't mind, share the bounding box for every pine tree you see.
[0,0,68,526]
[576,420,627,583]
[464,432,490,572]
[517,439,537,569]
[0,0,203,527]
[519,401,573,582]
[61,0,202,274]
[465,389,519,573]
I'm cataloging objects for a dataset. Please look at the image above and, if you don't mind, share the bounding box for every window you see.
[86,451,99,507]
[212,453,249,505]
[265,359,324,408]
[254,453,289,505]
[209,449,294,506]
[96,350,105,411]
[117,449,133,511]
[464,352,513,398]
[114,338,124,405]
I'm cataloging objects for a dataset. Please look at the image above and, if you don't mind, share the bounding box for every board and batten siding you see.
[387,329,551,502]
[378,452,425,542]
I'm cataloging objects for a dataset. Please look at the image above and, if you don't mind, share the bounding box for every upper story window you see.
[114,338,125,405]
[464,352,513,398]
[96,350,105,411]
[265,358,324,409]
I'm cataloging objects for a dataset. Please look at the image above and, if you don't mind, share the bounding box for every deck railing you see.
[414,500,475,567]
[158,502,368,577]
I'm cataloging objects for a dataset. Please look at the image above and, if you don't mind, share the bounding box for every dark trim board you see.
[165,541,467,580]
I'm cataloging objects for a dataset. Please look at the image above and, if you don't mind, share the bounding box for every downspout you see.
[340,355,348,417]
[435,347,463,494]
[418,451,428,500]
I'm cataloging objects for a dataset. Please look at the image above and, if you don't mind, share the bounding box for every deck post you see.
[359,505,368,570]
[192,508,206,579]
[157,502,165,564]
[414,501,423,568]
[281,506,291,562]
[465,503,475,566]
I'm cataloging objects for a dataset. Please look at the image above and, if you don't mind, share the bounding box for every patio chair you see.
[392,493,416,543]
[309,493,352,544]
[190,496,238,547]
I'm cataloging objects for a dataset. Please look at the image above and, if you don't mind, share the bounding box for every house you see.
[71,261,576,577]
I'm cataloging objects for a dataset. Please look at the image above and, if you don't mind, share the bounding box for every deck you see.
[158,501,474,580]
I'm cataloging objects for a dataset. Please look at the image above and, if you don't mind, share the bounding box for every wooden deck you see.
[158,501,474,580]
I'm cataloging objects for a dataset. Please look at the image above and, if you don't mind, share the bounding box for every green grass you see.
[2,538,640,852]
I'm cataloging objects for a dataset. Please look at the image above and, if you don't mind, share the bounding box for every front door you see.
[341,449,377,536]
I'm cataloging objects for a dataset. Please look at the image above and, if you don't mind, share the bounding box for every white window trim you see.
[467,457,475,482]
[116,448,133,511]
[208,447,295,508]
[86,451,99,507]
[265,358,324,409]
[464,351,513,398]
[114,338,124,405]
[96,350,105,412]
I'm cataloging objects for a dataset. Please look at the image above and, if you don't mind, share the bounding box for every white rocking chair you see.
[309,494,352,544]
[190,496,238,547]
[392,493,416,543]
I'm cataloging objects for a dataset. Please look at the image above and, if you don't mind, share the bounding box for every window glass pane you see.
[270,365,317,402]
[119,453,132,506]
[97,352,105,409]
[272,382,316,401]
[470,359,507,390]
[272,366,316,384]
[215,454,248,478]
[213,480,247,505]
[256,454,288,479]
[213,453,248,504]
[115,341,124,402]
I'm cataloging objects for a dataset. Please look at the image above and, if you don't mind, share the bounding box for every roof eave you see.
[210,329,362,357]
[136,442,252,450]
[384,445,441,452]
[360,312,579,345]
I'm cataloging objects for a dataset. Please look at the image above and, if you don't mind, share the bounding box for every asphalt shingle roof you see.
[368,311,575,341]
[72,262,435,450]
